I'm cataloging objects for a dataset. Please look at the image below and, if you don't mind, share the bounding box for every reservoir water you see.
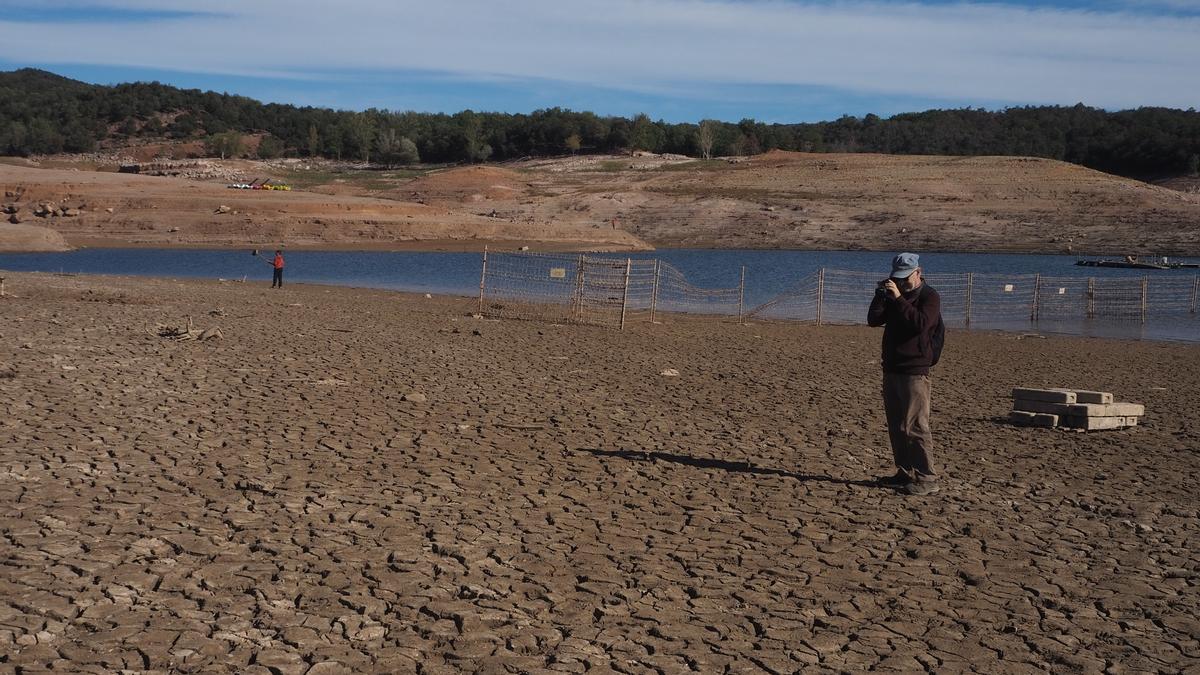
[2,248,1198,342]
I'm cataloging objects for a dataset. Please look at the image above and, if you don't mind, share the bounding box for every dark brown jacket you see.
[867,283,942,375]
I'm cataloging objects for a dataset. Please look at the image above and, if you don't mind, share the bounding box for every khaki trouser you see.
[882,372,936,481]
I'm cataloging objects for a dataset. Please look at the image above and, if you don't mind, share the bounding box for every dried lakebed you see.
[1,272,1197,673]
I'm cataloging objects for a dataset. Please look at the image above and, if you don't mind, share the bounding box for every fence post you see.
[477,246,488,315]
[619,258,631,331]
[649,259,660,323]
[738,265,746,321]
[816,268,825,326]
[964,272,973,328]
[1140,277,1148,323]
[1030,273,1041,322]
[1087,277,1095,319]
[573,254,586,323]
[1191,276,1198,315]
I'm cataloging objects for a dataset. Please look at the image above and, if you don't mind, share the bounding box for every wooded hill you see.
[2,68,1198,179]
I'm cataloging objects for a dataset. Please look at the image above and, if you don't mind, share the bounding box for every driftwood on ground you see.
[148,316,223,341]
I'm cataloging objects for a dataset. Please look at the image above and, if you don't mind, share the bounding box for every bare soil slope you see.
[0,222,70,251]
[5,150,1200,254]
[456,151,1200,254]
[0,164,648,252]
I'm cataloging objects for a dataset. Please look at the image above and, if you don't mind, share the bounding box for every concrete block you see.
[1012,388,1076,404]
[1064,402,1145,417]
[1059,416,1130,431]
[1125,416,1139,426]
[1071,390,1114,404]
[1012,399,1071,415]
[1009,411,1058,428]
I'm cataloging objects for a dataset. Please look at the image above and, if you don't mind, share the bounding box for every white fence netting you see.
[478,252,1200,334]
[747,271,1200,327]
[479,253,742,328]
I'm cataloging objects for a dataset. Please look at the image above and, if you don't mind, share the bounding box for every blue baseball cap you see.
[890,252,920,279]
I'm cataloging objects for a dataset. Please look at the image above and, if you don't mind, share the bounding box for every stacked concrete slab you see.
[1011,388,1143,430]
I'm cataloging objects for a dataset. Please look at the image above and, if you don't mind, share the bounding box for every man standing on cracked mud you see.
[867,252,944,496]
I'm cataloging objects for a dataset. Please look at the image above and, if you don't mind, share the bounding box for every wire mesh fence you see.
[479,252,1200,335]
[747,270,1200,328]
[652,261,744,318]
[476,251,657,329]
[479,252,741,328]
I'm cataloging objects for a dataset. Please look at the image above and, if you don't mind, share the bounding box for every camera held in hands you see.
[875,279,890,295]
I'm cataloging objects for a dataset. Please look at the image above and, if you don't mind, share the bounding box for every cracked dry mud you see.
[1,272,1197,674]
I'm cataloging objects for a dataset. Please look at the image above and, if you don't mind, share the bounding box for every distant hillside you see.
[2,68,1199,179]
[4,151,1199,255]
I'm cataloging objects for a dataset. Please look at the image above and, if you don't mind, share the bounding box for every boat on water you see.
[1075,255,1199,270]
[1075,259,1169,270]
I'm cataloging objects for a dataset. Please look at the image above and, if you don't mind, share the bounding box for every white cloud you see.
[0,0,1196,110]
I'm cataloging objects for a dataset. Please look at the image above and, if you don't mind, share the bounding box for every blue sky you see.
[0,0,1197,123]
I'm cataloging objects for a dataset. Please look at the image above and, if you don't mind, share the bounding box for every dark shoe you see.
[902,480,941,496]
[875,471,910,487]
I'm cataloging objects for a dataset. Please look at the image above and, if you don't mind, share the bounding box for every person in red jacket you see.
[867,252,943,496]
[263,249,284,288]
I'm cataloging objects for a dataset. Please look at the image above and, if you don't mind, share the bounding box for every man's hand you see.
[883,279,900,299]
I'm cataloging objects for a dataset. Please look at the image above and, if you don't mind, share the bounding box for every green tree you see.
[374,127,420,165]
[27,118,64,154]
[346,114,375,163]
[206,131,243,159]
[697,119,718,159]
[375,127,402,164]
[606,118,631,150]
[397,137,420,165]
[737,118,763,155]
[456,111,493,163]
[323,125,344,160]
[1,120,29,155]
[629,113,659,152]
[6,69,1200,176]
[256,134,283,159]
[307,123,319,157]
[564,132,582,154]
[168,113,199,138]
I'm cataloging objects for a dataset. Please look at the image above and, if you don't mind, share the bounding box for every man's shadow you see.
[581,448,879,488]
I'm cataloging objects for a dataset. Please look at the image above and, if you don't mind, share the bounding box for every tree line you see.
[2,68,1198,178]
